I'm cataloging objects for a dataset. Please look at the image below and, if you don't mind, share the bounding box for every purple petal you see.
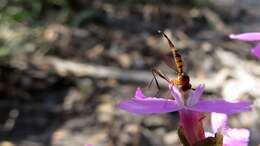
[229,32,260,41]
[223,128,250,146]
[135,87,145,99]
[118,98,182,114]
[211,113,228,133]
[169,85,184,106]
[251,44,260,58]
[188,99,252,114]
[119,88,182,114]
[187,84,205,106]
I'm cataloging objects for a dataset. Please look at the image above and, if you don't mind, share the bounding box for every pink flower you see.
[206,113,250,146]
[119,84,252,145]
[229,32,260,58]
[230,33,260,42]
[118,84,252,115]
[178,109,205,145]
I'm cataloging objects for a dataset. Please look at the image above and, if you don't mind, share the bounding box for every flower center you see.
[180,89,192,106]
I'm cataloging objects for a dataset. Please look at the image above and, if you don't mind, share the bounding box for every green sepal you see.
[215,132,223,146]
[194,132,223,146]
[194,137,216,146]
[178,126,190,146]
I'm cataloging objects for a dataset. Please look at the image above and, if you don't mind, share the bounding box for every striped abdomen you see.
[173,50,184,75]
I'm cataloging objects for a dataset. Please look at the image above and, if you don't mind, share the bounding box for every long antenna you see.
[158,30,177,51]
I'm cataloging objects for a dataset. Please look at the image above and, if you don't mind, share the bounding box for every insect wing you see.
[161,53,178,73]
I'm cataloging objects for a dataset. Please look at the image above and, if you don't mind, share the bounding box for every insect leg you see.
[148,76,156,88]
[150,68,171,90]
[148,69,160,90]
[151,68,171,83]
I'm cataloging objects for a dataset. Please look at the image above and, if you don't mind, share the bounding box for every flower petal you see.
[118,98,182,114]
[188,99,252,114]
[223,128,250,146]
[119,88,183,114]
[230,32,260,41]
[169,85,184,106]
[135,87,145,99]
[211,113,228,133]
[251,44,260,58]
[187,84,205,106]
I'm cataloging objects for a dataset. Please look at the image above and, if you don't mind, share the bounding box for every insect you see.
[150,31,191,91]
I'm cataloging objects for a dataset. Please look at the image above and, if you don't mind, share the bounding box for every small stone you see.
[96,103,114,124]
[86,131,108,146]
[85,45,104,60]
[63,88,83,111]
[0,141,15,146]
[124,124,140,134]
[77,78,94,97]
[118,53,132,68]
[52,129,70,145]
[163,131,179,146]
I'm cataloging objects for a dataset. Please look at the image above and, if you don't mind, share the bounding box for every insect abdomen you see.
[173,51,184,74]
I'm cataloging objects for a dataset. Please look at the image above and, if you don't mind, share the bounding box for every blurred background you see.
[0,0,260,146]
